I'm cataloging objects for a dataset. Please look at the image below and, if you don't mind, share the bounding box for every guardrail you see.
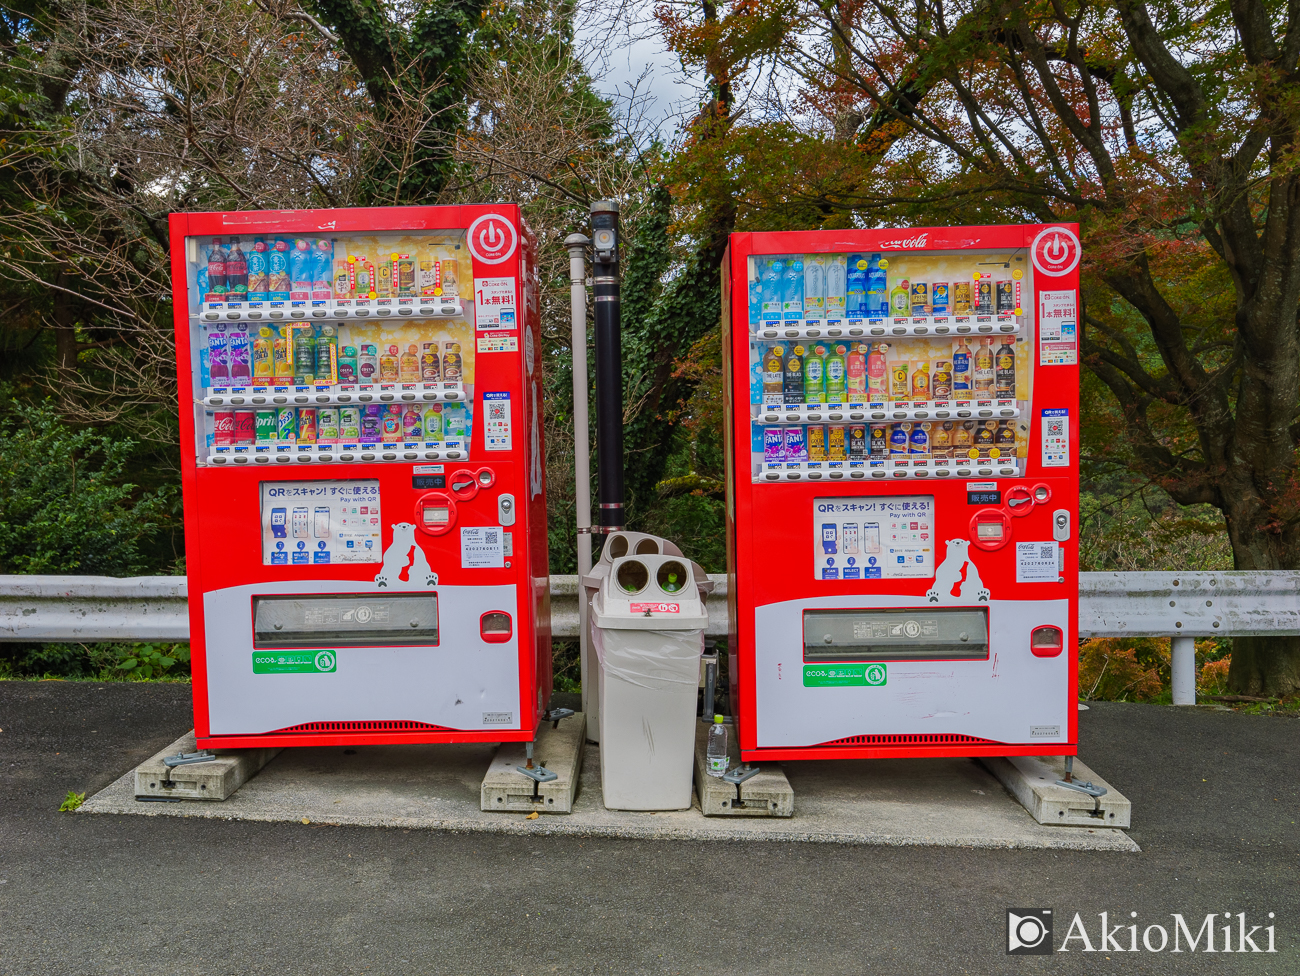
[5,572,1299,705]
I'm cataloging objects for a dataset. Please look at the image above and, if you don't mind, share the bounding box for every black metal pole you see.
[590,201,624,532]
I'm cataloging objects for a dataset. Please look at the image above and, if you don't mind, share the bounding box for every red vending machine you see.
[169,205,550,749]
[724,225,1080,761]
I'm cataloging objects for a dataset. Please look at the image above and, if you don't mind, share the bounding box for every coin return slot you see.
[480,611,513,644]
[1031,625,1064,657]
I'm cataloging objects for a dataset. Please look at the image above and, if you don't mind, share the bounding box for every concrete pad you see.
[693,721,793,817]
[133,731,280,801]
[481,712,586,814]
[83,739,1136,851]
[981,755,1132,828]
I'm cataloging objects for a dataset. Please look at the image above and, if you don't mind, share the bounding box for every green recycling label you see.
[803,662,887,687]
[252,650,338,675]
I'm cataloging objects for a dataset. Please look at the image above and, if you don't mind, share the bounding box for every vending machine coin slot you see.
[414,491,457,537]
[970,509,1012,550]
[802,608,989,662]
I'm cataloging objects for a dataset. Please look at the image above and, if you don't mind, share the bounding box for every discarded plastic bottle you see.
[706,714,729,778]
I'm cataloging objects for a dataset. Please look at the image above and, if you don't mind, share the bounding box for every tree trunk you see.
[1230,636,1300,698]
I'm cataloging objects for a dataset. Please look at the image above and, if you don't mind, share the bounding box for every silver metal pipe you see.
[565,233,593,721]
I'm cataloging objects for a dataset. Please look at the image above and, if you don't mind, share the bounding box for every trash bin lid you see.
[593,554,709,630]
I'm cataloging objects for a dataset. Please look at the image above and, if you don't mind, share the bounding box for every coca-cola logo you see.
[1031,226,1080,277]
[878,232,930,250]
[213,414,235,431]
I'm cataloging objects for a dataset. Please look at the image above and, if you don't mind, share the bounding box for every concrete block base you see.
[481,712,586,814]
[982,755,1131,828]
[134,731,281,801]
[693,721,794,817]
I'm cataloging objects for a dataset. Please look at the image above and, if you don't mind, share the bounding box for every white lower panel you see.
[203,579,522,735]
[753,596,1070,747]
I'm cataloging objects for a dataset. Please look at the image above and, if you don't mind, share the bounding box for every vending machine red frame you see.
[170,205,551,749]
[724,224,1081,761]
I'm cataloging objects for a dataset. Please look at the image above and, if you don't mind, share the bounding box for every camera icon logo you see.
[1007,909,1053,954]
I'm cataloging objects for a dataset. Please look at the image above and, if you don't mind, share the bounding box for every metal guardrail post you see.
[1170,635,1196,706]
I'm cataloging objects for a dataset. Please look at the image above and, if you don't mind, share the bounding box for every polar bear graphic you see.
[925,539,990,603]
[375,522,438,588]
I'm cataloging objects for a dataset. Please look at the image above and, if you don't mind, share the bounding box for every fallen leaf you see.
[525,811,539,820]
[301,817,311,824]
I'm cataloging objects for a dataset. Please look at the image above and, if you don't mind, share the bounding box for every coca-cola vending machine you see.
[169,206,551,748]
[724,224,1081,761]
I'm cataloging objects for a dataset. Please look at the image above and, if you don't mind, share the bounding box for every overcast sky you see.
[573,3,700,144]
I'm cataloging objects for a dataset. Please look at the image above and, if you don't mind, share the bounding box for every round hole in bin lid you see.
[616,559,649,594]
[608,535,629,559]
[634,538,660,555]
[657,559,689,594]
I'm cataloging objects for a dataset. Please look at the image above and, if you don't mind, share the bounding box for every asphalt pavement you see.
[0,680,1295,975]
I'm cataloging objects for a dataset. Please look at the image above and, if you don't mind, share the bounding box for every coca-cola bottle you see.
[225,239,248,299]
[206,239,227,300]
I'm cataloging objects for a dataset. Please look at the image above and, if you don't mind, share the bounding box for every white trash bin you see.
[580,532,688,745]
[592,552,709,810]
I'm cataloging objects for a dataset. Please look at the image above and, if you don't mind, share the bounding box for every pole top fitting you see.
[590,200,619,214]
[565,233,590,248]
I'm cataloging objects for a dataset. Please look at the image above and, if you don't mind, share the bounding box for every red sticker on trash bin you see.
[631,602,680,613]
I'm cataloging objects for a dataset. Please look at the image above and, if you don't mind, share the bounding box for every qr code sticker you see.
[489,402,506,420]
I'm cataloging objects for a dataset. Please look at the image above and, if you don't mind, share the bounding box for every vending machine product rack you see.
[172,205,551,749]
[725,224,1081,761]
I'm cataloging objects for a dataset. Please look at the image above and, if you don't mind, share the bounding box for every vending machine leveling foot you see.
[481,711,586,814]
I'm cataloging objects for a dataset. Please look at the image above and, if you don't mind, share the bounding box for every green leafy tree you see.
[0,400,173,574]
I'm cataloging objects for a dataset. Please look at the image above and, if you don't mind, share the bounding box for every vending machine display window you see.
[185,230,480,468]
[746,249,1033,482]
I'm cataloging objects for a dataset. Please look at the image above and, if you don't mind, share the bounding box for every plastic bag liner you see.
[590,625,701,692]
[592,623,703,810]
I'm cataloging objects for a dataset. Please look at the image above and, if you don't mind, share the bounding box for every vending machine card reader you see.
[724,225,1081,760]
[170,205,551,748]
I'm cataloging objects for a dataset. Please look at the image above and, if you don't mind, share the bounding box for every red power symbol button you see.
[467,214,518,264]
